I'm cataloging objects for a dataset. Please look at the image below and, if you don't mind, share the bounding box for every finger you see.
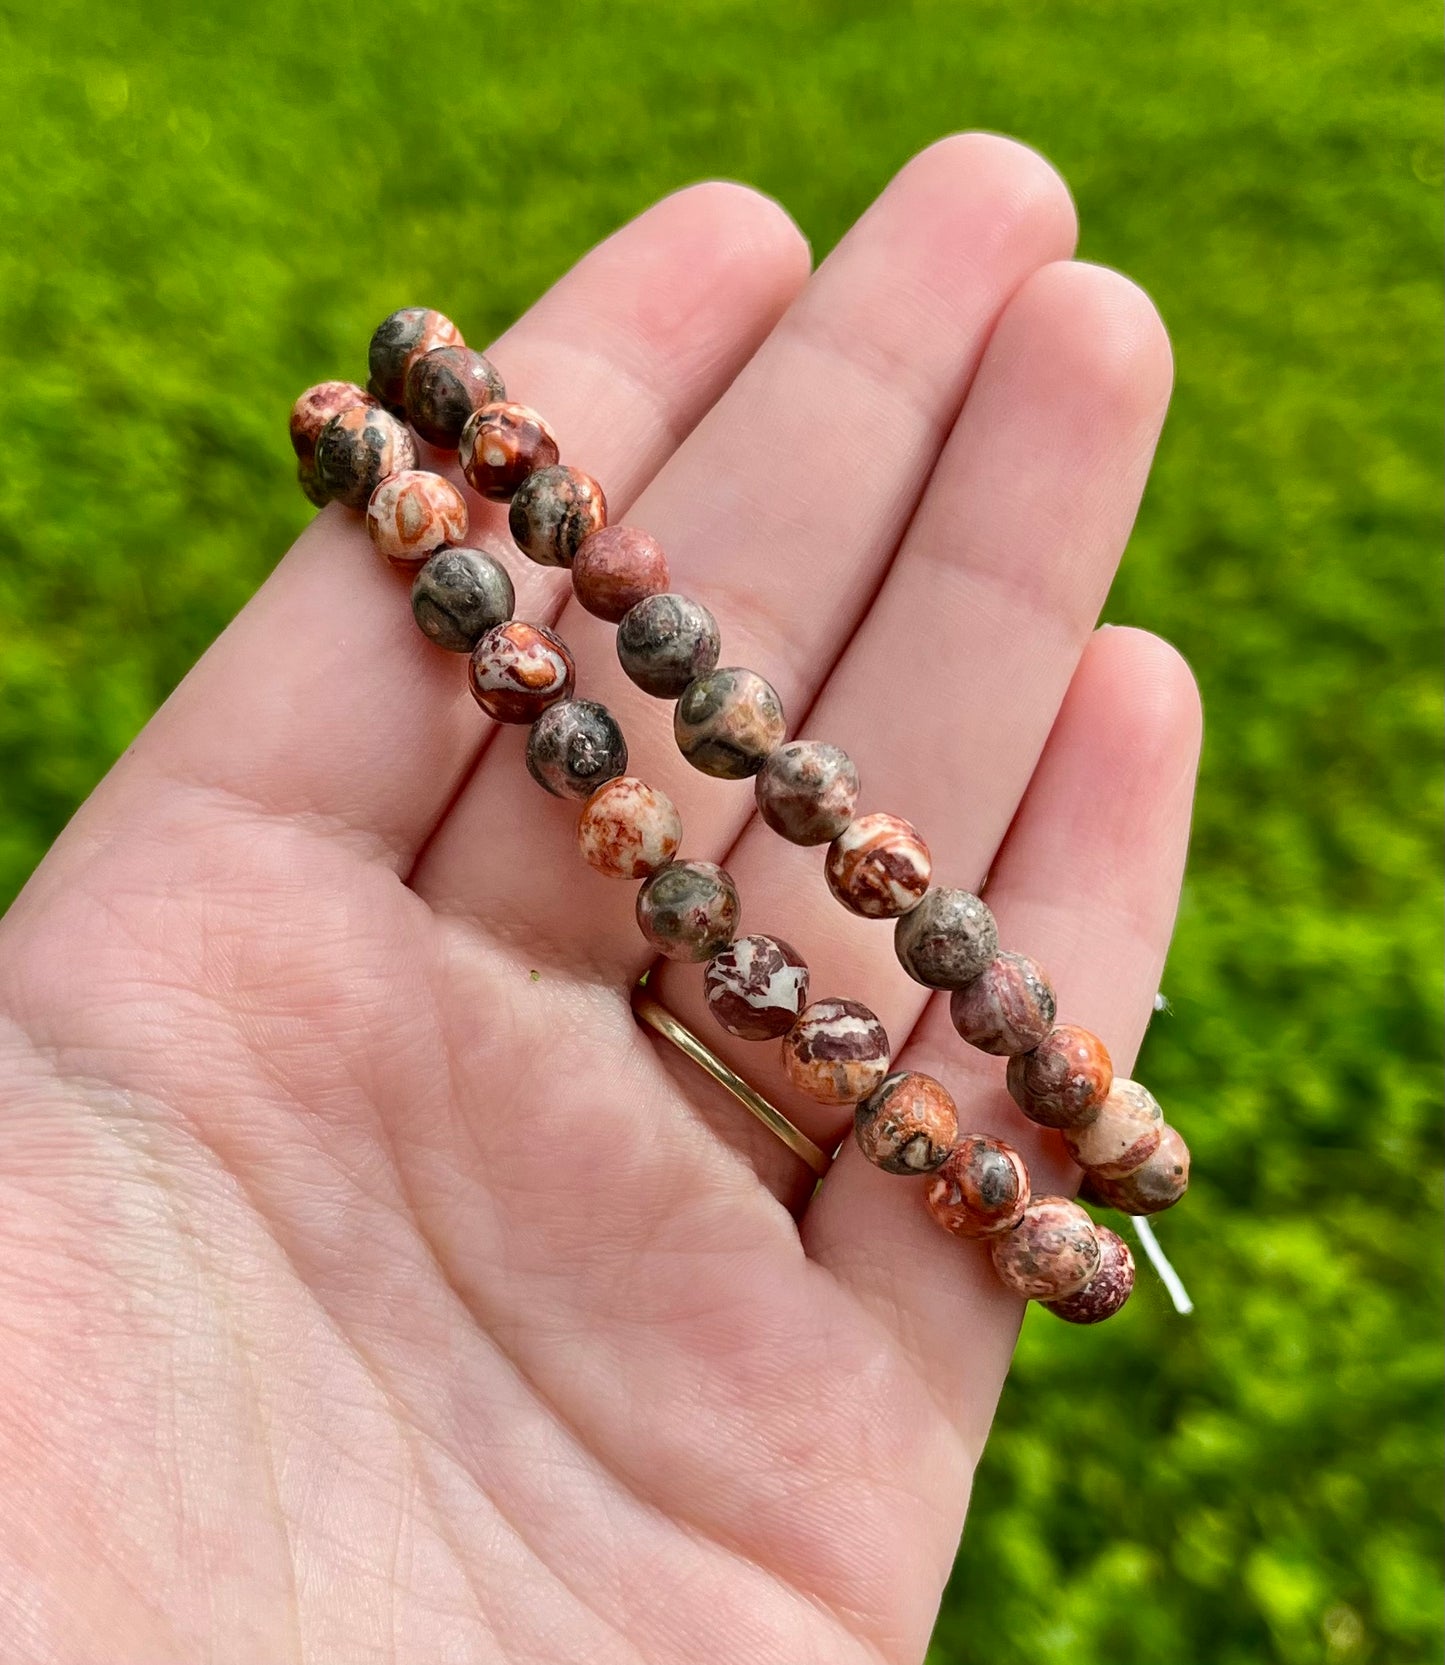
[653,260,1174,1196]
[54,184,810,879]
[412,133,1078,946]
[804,626,1202,1462]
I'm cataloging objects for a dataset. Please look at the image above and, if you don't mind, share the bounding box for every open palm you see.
[0,135,1200,1664]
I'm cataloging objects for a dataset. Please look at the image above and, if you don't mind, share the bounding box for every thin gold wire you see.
[630,986,832,1178]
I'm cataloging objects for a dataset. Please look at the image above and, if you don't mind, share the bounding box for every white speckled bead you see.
[703,935,810,1040]
[825,812,932,919]
[576,777,682,880]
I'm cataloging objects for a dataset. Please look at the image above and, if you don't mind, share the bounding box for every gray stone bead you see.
[636,859,740,962]
[674,667,786,780]
[526,699,628,800]
[893,886,999,990]
[314,404,416,510]
[410,544,516,653]
[616,593,721,699]
[754,740,859,845]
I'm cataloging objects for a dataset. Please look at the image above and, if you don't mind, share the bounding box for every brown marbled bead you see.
[459,403,560,501]
[616,593,721,698]
[1042,1226,1136,1324]
[1006,1024,1114,1131]
[854,1071,957,1175]
[1080,1124,1190,1216]
[576,776,681,880]
[949,952,1057,1056]
[510,467,609,569]
[989,1195,1102,1301]
[526,698,629,800]
[366,469,468,572]
[635,859,739,961]
[368,307,464,414]
[893,887,999,991]
[925,1135,1031,1239]
[674,668,786,780]
[290,380,375,468]
[314,404,417,510]
[704,934,810,1041]
[468,621,575,724]
[411,542,515,653]
[572,525,669,618]
[781,998,890,1107]
[404,345,505,448]
[754,741,859,846]
[825,812,932,919]
[1063,1078,1164,1179]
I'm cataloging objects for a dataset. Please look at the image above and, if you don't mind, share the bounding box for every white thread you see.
[1131,1215,1193,1314]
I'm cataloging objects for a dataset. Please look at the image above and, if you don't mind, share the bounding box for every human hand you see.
[0,134,1199,1663]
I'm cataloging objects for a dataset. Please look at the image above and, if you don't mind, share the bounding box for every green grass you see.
[0,1,1440,1660]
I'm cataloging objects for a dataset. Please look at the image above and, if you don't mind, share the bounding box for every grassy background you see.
[0,1,1440,1660]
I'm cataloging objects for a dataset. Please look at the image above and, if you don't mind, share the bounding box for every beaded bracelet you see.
[288,304,1192,1327]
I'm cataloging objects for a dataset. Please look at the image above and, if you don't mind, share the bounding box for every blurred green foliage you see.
[0,0,1439,1659]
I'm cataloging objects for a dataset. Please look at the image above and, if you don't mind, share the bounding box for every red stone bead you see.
[825,812,931,919]
[1079,1125,1190,1215]
[510,466,608,568]
[853,1071,957,1174]
[925,1135,1031,1238]
[572,525,670,621]
[1006,1024,1113,1130]
[782,998,890,1106]
[368,307,464,414]
[949,951,1057,1056]
[366,470,468,573]
[576,777,681,880]
[1063,1078,1163,1179]
[459,403,559,501]
[704,935,810,1040]
[290,380,375,469]
[404,345,505,448]
[468,621,575,724]
[1042,1226,1136,1323]
[989,1196,1102,1300]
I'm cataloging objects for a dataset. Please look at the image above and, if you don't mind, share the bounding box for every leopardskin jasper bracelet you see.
[289,305,1193,1328]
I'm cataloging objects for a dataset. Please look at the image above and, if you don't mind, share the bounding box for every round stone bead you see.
[290,380,374,468]
[576,776,681,880]
[1063,1078,1163,1179]
[1042,1226,1136,1324]
[508,466,608,569]
[469,621,575,724]
[368,307,464,413]
[893,887,999,991]
[616,593,721,698]
[366,469,468,573]
[754,741,859,846]
[925,1135,1031,1239]
[825,812,931,919]
[460,403,560,501]
[572,525,669,619]
[1080,1124,1190,1215]
[781,998,890,1107]
[404,345,505,448]
[674,668,786,780]
[989,1195,1102,1301]
[526,698,628,800]
[1006,1024,1114,1131]
[703,934,810,1041]
[411,542,515,653]
[635,860,739,961]
[315,405,417,510]
[949,951,1057,1056]
[853,1071,957,1175]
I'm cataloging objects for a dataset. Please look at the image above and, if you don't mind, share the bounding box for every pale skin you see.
[0,135,1202,1663]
